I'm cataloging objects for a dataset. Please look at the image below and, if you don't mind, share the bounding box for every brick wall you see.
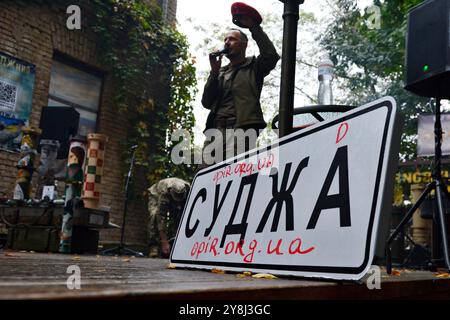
[153,0,177,25]
[167,0,178,25]
[0,0,177,249]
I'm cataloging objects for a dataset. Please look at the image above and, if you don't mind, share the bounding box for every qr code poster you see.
[0,52,35,151]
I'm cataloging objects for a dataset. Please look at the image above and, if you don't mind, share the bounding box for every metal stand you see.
[278,0,304,138]
[386,98,450,273]
[101,146,143,257]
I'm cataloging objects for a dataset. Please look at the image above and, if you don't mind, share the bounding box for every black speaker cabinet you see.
[39,106,79,159]
[405,0,450,98]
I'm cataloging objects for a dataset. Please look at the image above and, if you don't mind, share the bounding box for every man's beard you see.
[225,51,239,59]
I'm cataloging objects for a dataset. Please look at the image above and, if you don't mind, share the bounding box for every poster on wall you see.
[0,52,36,152]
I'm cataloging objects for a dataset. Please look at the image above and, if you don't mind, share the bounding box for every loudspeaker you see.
[39,106,79,159]
[405,0,450,98]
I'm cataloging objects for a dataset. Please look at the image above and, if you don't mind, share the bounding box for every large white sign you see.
[171,97,400,280]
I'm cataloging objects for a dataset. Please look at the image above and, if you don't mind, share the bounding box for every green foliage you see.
[320,0,429,161]
[89,0,197,186]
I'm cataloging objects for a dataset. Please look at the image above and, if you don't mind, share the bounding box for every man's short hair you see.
[229,28,248,43]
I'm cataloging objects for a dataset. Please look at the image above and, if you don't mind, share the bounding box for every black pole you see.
[434,98,442,183]
[101,145,143,257]
[434,98,450,270]
[278,0,304,138]
[119,148,136,246]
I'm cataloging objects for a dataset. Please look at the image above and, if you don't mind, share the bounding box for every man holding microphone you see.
[200,3,280,169]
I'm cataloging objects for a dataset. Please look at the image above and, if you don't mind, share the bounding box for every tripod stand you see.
[386,98,450,273]
[101,145,143,257]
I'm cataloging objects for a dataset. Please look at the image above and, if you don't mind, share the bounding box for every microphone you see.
[210,47,230,57]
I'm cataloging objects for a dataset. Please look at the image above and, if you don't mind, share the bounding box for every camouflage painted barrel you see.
[59,136,86,253]
[13,127,41,200]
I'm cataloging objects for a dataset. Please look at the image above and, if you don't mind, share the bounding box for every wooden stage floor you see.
[0,251,450,300]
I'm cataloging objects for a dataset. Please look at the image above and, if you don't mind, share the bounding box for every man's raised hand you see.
[234,15,256,29]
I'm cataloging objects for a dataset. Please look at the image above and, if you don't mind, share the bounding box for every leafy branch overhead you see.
[89,0,197,186]
[320,0,429,161]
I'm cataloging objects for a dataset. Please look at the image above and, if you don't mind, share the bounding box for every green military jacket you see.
[202,25,280,130]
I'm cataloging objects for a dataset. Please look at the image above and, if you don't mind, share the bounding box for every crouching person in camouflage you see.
[147,177,190,258]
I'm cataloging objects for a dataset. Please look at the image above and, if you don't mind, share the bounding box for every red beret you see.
[231,2,263,28]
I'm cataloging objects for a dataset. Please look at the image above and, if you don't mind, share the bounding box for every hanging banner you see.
[171,97,400,281]
[0,52,36,151]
